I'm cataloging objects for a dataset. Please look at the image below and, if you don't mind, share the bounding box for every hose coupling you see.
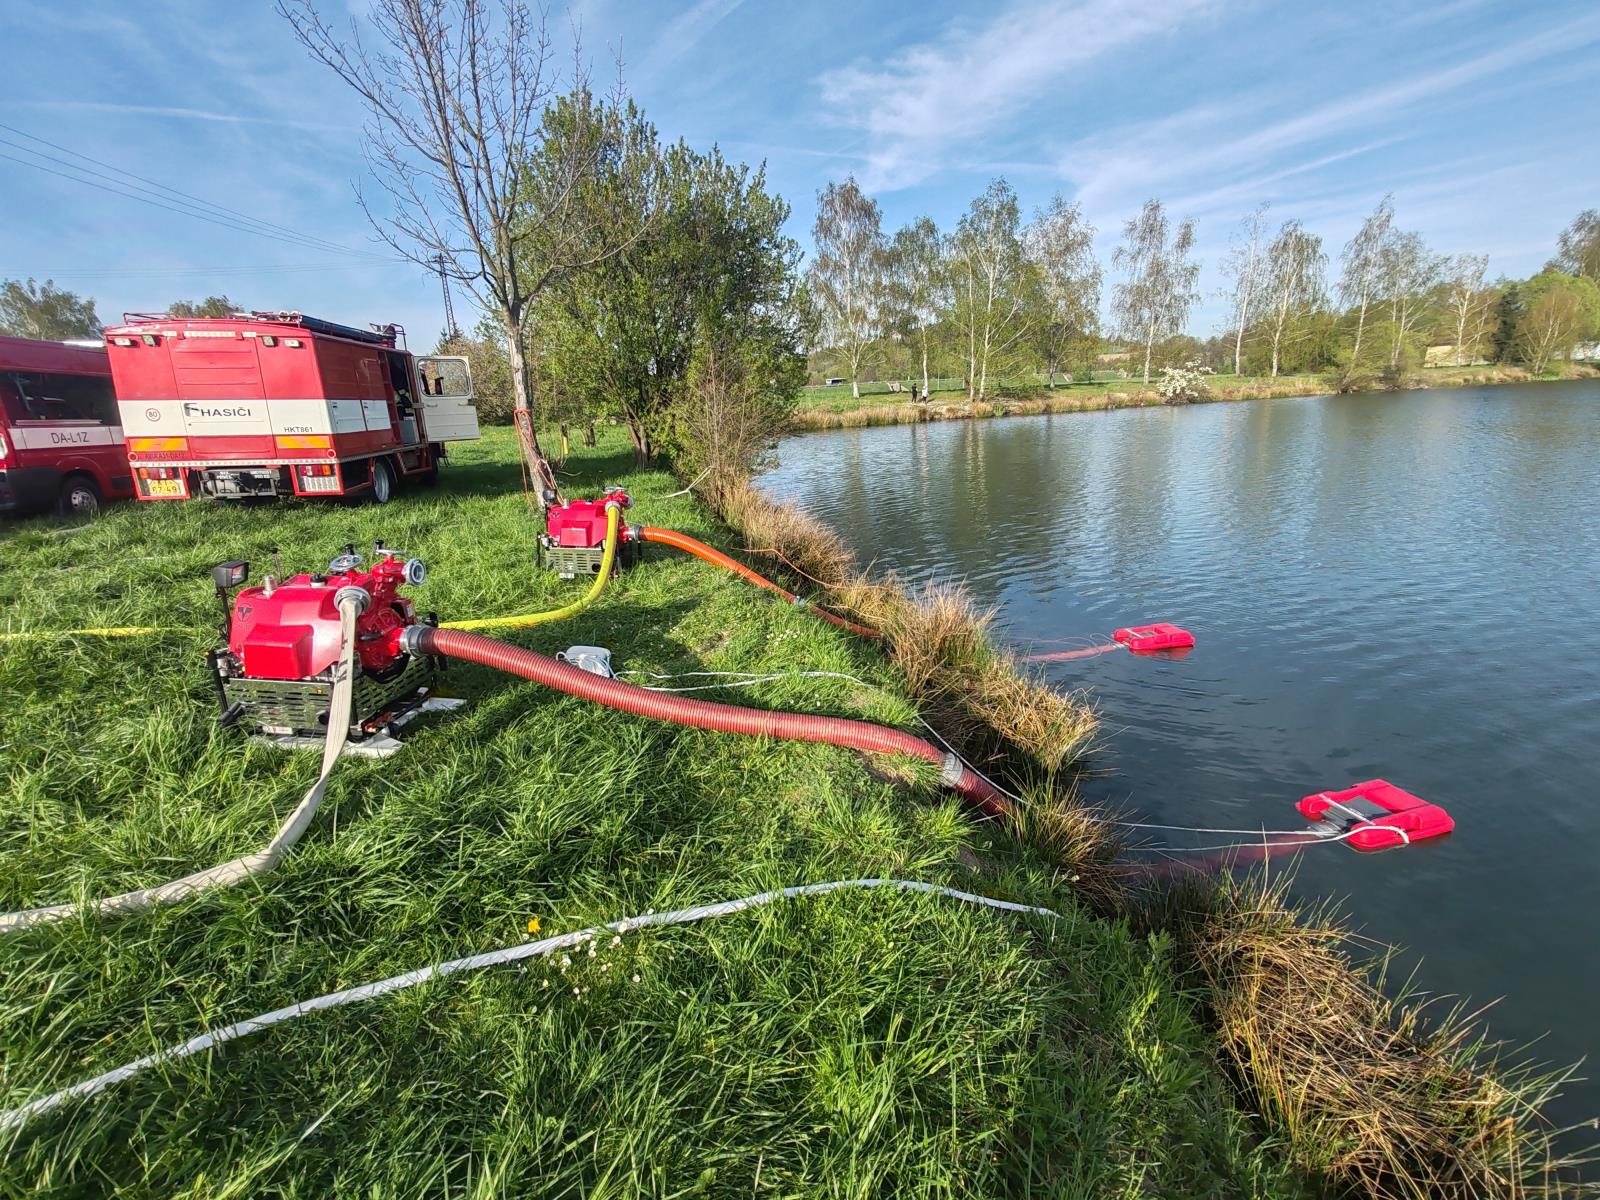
[939,753,965,789]
[627,523,643,543]
[334,585,371,615]
[397,624,431,658]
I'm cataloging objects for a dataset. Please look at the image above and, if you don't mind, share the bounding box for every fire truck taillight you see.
[297,464,340,494]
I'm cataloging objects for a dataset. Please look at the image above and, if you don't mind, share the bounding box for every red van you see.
[0,336,133,516]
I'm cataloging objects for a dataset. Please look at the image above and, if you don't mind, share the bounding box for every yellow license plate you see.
[146,479,185,497]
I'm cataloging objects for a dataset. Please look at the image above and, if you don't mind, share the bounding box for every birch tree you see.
[807,177,887,399]
[1551,209,1600,282]
[1377,228,1445,368]
[1515,287,1584,374]
[1023,195,1100,387]
[1221,204,1268,375]
[1338,195,1393,364]
[1261,221,1326,377]
[885,217,946,398]
[1443,253,1493,365]
[280,0,648,507]
[1111,199,1200,385]
[947,180,1034,400]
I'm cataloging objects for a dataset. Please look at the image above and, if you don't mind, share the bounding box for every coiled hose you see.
[638,527,880,639]
[411,626,1008,818]
[444,503,622,633]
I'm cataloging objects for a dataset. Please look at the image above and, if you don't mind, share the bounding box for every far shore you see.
[791,363,1600,432]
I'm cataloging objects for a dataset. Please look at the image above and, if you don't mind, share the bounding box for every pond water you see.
[762,381,1600,1130]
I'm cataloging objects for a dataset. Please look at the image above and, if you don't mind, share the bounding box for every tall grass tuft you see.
[1155,872,1593,1199]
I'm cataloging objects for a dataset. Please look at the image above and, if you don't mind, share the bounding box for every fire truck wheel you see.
[369,458,395,505]
[57,475,102,517]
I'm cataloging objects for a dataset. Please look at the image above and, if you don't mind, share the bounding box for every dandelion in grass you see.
[632,974,641,984]
[610,935,621,946]
[527,917,541,935]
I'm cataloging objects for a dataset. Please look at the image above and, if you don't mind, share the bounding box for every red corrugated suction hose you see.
[413,626,1007,818]
[638,527,881,639]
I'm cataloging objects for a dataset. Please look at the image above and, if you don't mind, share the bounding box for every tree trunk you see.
[505,315,557,509]
[1352,296,1368,363]
[1142,323,1155,385]
[852,377,860,399]
[627,421,651,467]
[921,337,929,399]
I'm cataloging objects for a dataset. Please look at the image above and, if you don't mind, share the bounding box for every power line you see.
[0,123,391,262]
[0,142,389,261]
[3,263,395,279]
[0,149,397,263]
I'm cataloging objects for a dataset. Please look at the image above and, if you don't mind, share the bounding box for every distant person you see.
[910,384,920,403]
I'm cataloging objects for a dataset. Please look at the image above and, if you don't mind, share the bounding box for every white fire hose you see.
[0,878,1060,1131]
[0,590,365,934]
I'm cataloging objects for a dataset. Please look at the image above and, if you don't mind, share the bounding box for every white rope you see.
[1316,795,1410,845]
[0,600,361,933]
[660,467,711,499]
[0,878,1058,1133]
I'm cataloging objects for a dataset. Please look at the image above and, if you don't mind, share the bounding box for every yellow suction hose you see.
[443,502,622,633]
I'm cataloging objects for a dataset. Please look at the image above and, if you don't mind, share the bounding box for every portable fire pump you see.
[539,487,641,578]
[207,543,455,752]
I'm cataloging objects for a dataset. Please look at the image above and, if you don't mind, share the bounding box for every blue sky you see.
[4,0,1597,342]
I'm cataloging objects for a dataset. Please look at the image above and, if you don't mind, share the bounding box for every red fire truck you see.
[0,336,134,516]
[104,311,479,503]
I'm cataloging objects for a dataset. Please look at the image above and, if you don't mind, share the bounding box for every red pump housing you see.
[545,486,633,547]
[1113,623,1196,652]
[1296,780,1454,851]
[229,551,422,679]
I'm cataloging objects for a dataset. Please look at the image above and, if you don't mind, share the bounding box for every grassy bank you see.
[793,363,1600,431]
[0,428,1301,1196]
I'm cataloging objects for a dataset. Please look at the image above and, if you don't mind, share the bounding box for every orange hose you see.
[639,527,881,639]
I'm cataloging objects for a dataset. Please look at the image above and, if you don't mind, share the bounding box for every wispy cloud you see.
[1063,10,1600,213]
[639,0,746,75]
[813,0,1217,192]
[10,99,347,132]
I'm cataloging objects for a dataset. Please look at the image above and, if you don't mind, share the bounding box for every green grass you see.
[0,428,1302,1197]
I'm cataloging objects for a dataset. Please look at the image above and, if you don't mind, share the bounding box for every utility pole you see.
[432,253,458,339]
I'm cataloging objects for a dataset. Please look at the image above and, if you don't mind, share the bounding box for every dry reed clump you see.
[1162,874,1588,1200]
[711,479,857,588]
[701,480,1098,775]
[1006,789,1127,915]
[834,578,1096,772]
